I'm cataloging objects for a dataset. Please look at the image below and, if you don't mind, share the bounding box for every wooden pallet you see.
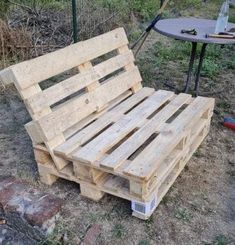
[35,89,214,219]
[0,27,215,219]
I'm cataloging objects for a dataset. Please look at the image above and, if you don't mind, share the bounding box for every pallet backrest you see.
[0,28,142,142]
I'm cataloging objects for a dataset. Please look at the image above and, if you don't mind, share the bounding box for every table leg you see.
[184,42,197,93]
[194,43,208,96]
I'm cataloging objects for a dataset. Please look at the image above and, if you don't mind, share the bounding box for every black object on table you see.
[154,18,235,96]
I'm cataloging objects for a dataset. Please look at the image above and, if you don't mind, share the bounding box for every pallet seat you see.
[0,28,214,219]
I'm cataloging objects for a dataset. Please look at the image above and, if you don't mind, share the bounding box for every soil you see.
[0,32,234,244]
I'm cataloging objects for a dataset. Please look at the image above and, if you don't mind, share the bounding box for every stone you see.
[0,177,63,235]
[82,224,102,245]
[24,194,63,234]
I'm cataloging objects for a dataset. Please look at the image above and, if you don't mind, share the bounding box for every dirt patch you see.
[0,62,234,244]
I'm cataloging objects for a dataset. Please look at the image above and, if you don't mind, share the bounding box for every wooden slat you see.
[25,46,134,115]
[7,28,129,90]
[100,93,192,170]
[63,90,133,140]
[72,90,174,164]
[123,97,215,180]
[25,121,44,144]
[37,67,142,141]
[55,87,155,156]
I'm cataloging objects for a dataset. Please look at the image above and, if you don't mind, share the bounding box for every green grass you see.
[137,36,235,90]
[213,235,232,245]
[217,100,231,112]
[138,239,151,245]
[174,207,193,222]
[112,223,126,239]
[39,219,77,245]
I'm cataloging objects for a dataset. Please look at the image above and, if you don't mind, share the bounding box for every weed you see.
[139,239,151,245]
[39,218,77,245]
[174,208,192,222]
[217,101,231,111]
[112,223,126,239]
[144,216,156,237]
[213,235,232,245]
[86,213,100,223]
[161,193,181,206]
[145,216,154,227]
[201,59,219,78]
[226,170,235,178]
[194,149,202,158]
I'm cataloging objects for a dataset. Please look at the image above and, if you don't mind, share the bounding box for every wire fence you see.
[0,0,133,68]
[0,0,163,69]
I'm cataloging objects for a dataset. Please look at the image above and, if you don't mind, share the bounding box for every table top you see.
[154,18,235,44]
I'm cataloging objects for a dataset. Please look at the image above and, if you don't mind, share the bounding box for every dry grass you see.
[0,19,32,69]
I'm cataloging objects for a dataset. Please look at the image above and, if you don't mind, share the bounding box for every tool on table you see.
[181,28,197,35]
[215,0,229,34]
[223,117,235,131]
[205,33,235,39]
[219,31,235,35]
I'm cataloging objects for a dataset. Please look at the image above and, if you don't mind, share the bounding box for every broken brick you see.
[82,224,102,245]
[0,177,63,234]
[24,194,63,227]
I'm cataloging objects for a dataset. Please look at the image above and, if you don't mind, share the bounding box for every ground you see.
[0,28,234,244]
[0,1,235,244]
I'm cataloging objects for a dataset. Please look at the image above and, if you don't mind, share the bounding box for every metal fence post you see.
[72,0,78,43]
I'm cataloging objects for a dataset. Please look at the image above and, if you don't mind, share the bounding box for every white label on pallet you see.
[131,196,157,216]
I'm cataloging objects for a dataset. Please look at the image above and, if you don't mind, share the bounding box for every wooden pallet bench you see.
[0,28,215,219]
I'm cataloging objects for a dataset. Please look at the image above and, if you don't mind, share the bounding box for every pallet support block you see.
[80,183,105,201]
[131,195,157,220]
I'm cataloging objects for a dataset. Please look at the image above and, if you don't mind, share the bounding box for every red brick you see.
[0,177,63,234]
[0,177,16,191]
[24,194,63,227]
[0,179,29,214]
[0,187,15,207]
[82,224,102,245]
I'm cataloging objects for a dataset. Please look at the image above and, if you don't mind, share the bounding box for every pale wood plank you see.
[8,28,129,90]
[123,96,215,180]
[37,67,142,141]
[55,87,154,156]
[100,93,192,170]
[25,121,44,144]
[63,90,132,140]
[72,90,174,164]
[44,137,68,170]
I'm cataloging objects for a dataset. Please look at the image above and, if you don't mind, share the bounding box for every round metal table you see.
[154,18,235,96]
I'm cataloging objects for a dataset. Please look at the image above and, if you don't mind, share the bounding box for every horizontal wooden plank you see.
[26,51,135,114]
[8,28,129,90]
[100,93,192,170]
[55,87,155,156]
[72,90,174,164]
[37,67,142,140]
[123,96,215,180]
